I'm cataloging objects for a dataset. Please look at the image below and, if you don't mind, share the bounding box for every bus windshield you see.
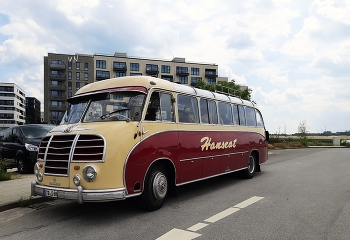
[60,91,146,125]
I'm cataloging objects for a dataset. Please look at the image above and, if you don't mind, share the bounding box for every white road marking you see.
[156,196,264,239]
[233,196,264,209]
[187,223,209,232]
[156,228,201,240]
[204,207,240,223]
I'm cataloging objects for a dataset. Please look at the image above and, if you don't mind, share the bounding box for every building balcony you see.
[176,71,189,77]
[50,94,66,100]
[50,74,66,80]
[113,65,127,72]
[50,63,66,70]
[49,105,66,111]
[50,84,66,90]
[205,71,218,78]
[96,75,110,81]
[146,69,159,75]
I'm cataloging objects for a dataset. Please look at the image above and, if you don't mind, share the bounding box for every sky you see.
[0,0,349,134]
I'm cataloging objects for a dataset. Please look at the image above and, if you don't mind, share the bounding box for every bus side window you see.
[177,95,199,123]
[218,102,233,125]
[255,109,264,127]
[160,93,175,122]
[238,105,246,126]
[246,107,257,127]
[232,105,239,125]
[208,100,218,124]
[200,99,209,124]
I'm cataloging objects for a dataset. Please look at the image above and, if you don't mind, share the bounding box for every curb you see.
[0,196,55,213]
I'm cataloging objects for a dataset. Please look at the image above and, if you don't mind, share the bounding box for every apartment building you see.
[44,52,219,124]
[0,83,26,130]
[25,97,41,124]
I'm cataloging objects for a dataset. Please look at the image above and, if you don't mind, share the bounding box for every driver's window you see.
[145,92,160,121]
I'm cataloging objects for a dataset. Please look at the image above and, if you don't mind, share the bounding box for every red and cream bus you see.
[31,76,269,210]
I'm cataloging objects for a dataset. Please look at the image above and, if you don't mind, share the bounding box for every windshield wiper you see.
[100,108,131,122]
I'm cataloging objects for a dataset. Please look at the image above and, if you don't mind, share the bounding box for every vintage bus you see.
[31,76,269,210]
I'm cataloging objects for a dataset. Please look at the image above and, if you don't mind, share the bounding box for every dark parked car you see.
[0,124,55,173]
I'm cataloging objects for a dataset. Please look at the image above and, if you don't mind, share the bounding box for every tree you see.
[298,120,308,147]
[196,79,252,101]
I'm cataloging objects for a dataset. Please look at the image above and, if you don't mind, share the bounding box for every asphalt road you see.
[1,148,349,240]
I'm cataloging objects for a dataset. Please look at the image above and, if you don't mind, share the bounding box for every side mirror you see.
[265,131,270,142]
[132,106,142,121]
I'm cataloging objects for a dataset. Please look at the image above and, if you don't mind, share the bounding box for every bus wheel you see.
[241,153,256,179]
[141,165,168,211]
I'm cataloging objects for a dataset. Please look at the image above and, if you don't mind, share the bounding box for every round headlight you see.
[73,175,81,186]
[34,162,40,175]
[82,166,97,182]
[37,172,43,182]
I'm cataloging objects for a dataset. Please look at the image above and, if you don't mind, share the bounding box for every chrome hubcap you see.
[152,172,167,200]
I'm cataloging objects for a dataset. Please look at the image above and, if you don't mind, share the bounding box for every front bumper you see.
[31,181,126,204]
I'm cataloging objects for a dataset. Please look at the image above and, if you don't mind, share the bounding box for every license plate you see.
[43,189,58,198]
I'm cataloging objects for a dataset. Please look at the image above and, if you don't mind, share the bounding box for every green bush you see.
[0,157,11,181]
[340,139,350,147]
[299,136,308,147]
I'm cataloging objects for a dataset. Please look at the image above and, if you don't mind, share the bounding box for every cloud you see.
[0,0,349,134]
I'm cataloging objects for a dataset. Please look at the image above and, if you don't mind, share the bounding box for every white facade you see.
[0,83,26,130]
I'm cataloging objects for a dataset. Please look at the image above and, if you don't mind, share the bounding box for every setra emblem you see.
[49,177,61,186]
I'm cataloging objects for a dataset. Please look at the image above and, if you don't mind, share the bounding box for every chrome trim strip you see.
[179,151,248,162]
[176,167,248,186]
[31,182,126,203]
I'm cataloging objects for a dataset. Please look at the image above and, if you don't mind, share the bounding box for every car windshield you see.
[21,125,55,139]
[60,91,146,124]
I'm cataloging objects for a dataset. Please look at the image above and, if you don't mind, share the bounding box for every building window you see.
[207,78,216,85]
[113,62,126,69]
[191,67,199,75]
[176,66,188,74]
[161,65,170,73]
[96,70,110,79]
[76,82,81,90]
[130,73,142,76]
[191,77,201,85]
[76,62,80,70]
[76,72,80,80]
[179,76,188,84]
[146,64,158,71]
[68,61,72,70]
[68,71,72,80]
[130,63,139,71]
[68,92,72,98]
[84,62,88,70]
[162,76,173,82]
[96,60,106,69]
[68,82,72,90]
[84,73,88,80]
[0,86,14,92]
[116,72,126,77]
[51,60,62,64]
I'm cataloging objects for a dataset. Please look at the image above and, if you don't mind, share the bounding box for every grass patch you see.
[0,157,12,181]
[0,171,12,181]
[18,197,32,207]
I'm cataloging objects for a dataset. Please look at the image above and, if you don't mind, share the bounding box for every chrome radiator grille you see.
[38,134,105,176]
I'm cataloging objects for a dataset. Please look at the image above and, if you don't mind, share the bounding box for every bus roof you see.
[74,76,254,107]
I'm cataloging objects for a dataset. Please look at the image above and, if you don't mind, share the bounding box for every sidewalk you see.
[0,176,49,212]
